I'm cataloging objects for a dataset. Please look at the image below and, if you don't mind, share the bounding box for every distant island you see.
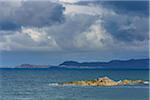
[16,64,50,68]
[10,58,149,69]
[59,59,149,69]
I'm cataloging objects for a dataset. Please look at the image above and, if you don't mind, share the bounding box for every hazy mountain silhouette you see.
[59,59,149,69]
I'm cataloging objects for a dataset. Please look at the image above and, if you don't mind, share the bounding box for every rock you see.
[96,77,118,86]
[118,79,144,85]
[63,76,147,86]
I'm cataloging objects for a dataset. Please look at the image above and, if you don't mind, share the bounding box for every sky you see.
[0,0,149,67]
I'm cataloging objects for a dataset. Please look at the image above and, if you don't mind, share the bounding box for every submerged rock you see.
[63,76,146,86]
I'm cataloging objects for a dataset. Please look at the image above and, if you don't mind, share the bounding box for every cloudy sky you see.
[0,0,149,67]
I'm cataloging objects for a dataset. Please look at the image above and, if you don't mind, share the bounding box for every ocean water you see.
[0,69,149,100]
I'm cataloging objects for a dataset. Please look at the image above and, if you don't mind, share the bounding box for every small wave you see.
[49,83,59,86]
[15,98,32,100]
[144,81,149,84]
[49,83,76,87]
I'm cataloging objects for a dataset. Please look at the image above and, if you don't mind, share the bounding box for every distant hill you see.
[13,59,149,69]
[16,64,50,68]
[59,59,149,69]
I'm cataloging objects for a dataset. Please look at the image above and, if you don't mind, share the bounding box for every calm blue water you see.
[0,69,149,100]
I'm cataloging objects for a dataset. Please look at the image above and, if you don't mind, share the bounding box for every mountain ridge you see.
[59,58,149,69]
[2,58,148,69]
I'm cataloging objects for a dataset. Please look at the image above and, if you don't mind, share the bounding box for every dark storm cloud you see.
[14,1,65,27]
[0,0,148,52]
[75,0,149,42]
[103,15,149,42]
[0,1,65,31]
[0,20,20,31]
[77,1,149,16]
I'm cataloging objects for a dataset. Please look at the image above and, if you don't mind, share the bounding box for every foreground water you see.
[0,69,149,100]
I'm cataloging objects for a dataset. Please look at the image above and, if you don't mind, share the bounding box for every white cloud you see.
[0,27,60,51]
[74,20,113,50]
[64,3,116,16]
[59,0,79,3]
[21,27,50,43]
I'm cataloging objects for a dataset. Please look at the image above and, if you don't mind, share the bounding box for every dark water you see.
[0,69,149,100]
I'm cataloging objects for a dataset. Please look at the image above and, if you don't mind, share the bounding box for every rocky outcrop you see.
[63,76,146,86]
[118,79,144,85]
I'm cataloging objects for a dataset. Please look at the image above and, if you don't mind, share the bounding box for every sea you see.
[0,68,149,100]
